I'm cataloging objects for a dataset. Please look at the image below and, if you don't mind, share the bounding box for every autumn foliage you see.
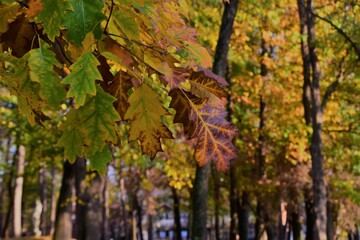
[0,0,238,172]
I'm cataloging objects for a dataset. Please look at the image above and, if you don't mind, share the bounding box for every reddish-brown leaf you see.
[104,71,133,120]
[170,89,238,171]
[189,68,228,99]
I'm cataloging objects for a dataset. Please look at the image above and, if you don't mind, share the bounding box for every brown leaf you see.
[102,37,134,69]
[170,89,237,171]
[104,71,133,120]
[1,15,37,57]
[189,68,228,99]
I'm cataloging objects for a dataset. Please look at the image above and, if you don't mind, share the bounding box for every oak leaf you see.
[170,89,237,171]
[125,83,173,159]
[62,51,103,108]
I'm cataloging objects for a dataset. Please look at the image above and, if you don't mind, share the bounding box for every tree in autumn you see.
[0,0,238,174]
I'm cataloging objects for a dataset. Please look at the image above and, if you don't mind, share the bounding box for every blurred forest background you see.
[0,0,360,239]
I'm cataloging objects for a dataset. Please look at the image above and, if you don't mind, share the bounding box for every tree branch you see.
[312,12,360,59]
[321,56,345,111]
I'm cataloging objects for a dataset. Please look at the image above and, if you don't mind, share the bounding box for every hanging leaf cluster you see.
[0,0,237,171]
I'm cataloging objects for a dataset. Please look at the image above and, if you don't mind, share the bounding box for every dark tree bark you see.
[307,0,327,238]
[50,165,57,236]
[134,195,144,240]
[191,0,239,239]
[102,173,109,240]
[172,187,182,240]
[1,135,13,238]
[211,165,221,240]
[54,160,75,240]
[147,214,153,240]
[74,157,87,240]
[84,172,105,240]
[39,166,47,235]
[298,0,327,238]
[255,35,269,240]
[191,164,211,239]
[238,191,249,240]
[291,212,302,240]
[229,163,239,240]
[304,188,316,240]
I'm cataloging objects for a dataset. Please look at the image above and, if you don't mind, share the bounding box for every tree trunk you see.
[1,135,13,238]
[238,191,249,240]
[291,212,301,240]
[39,166,47,235]
[134,195,144,240]
[172,188,182,240]
[75,157,87,240]
[148,214,153,240]
[102,173,109,240]
[326,199,338,240]
[305,188,316,240]
[13,145,25,237]
[229,163,239,240]
[255,34,269,240]
[211,165,221,240]
[191,0,239,238]
[191,164,211,240]
[50,165,57,236]
[84,172,104,240]
[54,160,75,240]
[306,0,327,238]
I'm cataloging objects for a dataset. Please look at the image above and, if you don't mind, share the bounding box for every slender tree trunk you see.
[238,191,249,240]
[305,188,316,240]
[172,188,182,240]
[75,157,87,240]
[291,212,301,240]
[119,178,128,239]
[148,214,153,240]
[229,163,239,240]
[13,145,25,237]
[39,166,47,235]
[306,1,327,238]
[1,135,13,238]
[102,173,109,240]
[191,0,239,238]
[54,160,75,240]
[84,172,104,240]
[255,35,269,240]
[211,165,221,240]
[50,165,57,236]
[134,195,144,240]
[192,164,211,240]
[326,199,338,240]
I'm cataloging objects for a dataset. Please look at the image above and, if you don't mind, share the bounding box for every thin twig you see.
[103,0,114,35]
[106,32,168,55]
[311,12,360,59]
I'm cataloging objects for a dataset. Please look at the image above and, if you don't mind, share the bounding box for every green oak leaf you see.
[28,42,66,109]
[62,51,102,108]
[36,0,73,41]
[0,53,47,126]
[62,0,106,46]
[78,85,120,153]
[58,110,85,163]
[58,85,120,165]
[88,146,112,175]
